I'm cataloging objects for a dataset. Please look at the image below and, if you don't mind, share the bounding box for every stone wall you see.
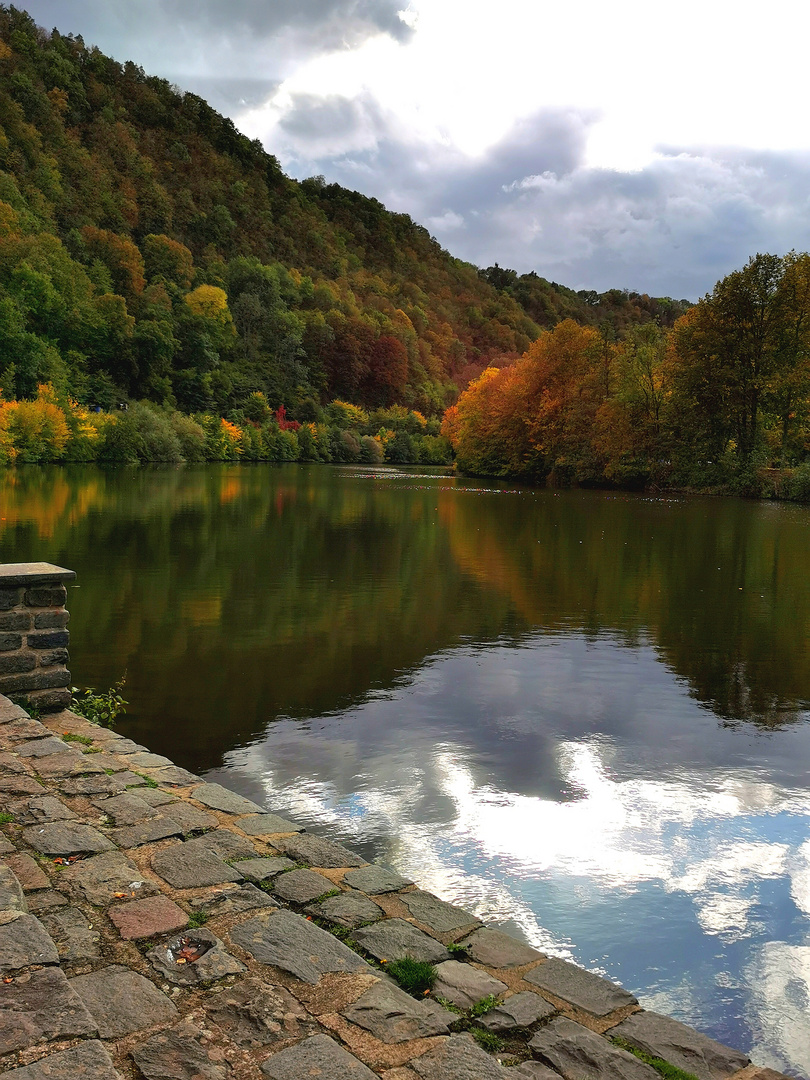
[0,562,74,712]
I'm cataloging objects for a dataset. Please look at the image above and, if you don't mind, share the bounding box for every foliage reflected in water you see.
[0,465,807,771]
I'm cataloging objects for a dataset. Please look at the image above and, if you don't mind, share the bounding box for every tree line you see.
[444,253,810,499]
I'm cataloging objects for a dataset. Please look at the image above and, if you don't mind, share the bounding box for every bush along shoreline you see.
[0,385,453,467]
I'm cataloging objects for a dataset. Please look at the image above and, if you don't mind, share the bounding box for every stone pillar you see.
[0,562,75,713]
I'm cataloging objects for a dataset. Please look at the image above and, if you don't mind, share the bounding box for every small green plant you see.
[128,773,158,789]
[313,889,340,904]
[446,941,469,957]
[471,1028,503,1052]
[187,911,209,929]
[9,696,40,719]
[70,677,128,727]
[611,1037,700,1080]
[434,996,464,1015]
[61,732,94,746]
[385,957,437,996]
[470,994,501,1018]
[0,812,14,824]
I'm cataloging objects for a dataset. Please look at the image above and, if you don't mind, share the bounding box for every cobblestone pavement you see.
[0,693,790,1080]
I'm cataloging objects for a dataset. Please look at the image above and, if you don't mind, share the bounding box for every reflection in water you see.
[2,466,810,1075]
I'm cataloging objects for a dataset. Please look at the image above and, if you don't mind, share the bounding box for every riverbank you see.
[0,692,790,1080]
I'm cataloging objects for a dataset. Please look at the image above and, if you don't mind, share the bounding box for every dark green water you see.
[2,464,810,1075]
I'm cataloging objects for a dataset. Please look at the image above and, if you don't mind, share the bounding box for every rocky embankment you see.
[0,694,790,1080]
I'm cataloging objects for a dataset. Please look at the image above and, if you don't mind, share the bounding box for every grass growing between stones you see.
[611,1037,701,1080]
[472,1028,504,1052]
[187,911,209,928]
[446,941,469,957]
[130,774,158,789]
[0,812,14,824]
[61,732,94,746]
[470,994,502,1017]
[384,957,437,996]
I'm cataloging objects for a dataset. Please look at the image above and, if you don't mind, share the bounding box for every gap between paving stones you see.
[0,695,790,1080]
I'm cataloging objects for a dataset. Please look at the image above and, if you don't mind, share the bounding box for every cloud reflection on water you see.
[214,634,810,1076]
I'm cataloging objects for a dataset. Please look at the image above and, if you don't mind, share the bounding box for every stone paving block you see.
[0,965,98,1053]
[524,957,637,1016]
[237,811,304,835]
[0,750,33,774]
[352,918,450,964]
[59,773,128,796]
[0,1040,122,1080]
[181,827,258,860]
[0,775,44,795]
[151,843,244,889]
[191,781,266,814]
[478,991,556,1031]
[123,751,174,768]
[109,894,189,939]
[14,735,66,757]
[307,889,384,929]
[147,928,246,985]
[132,1019,232,1079]
[93,791,160,825]
[432,959,507,1010]
[11,794,77,825]
[343,864,415,894]
[274,832,365,868]
[0,864,27,911]
[109,814,184,848]
[205,975,320,1046]
[23,820,116,855]
[457,927,545,969]
[410,1032,508,1079]
[137,787,179,807]
[400,890,481,934]
[343,978,454,1042]
[25,889,67,915]
[89,734,144,754]
[0,911,58,971]
[261,1033,378,1079]
[234,856,295,882]
[142,764,202,786]
[272,867,336,903]
[117,770,152,786]
[0,833,14,854]
[231,908,373,984]
[70,964,178,1037]
[162,800,217,834]
[40,904,101,961]
[190,883,279,917]
[607,1010,750,1080]
[6,851,49,890]
[35,752,107,778]
[512,1063,563,1079]
[0,718,48,744]
[84,751,129,771]
[530,1017,660,1080]
[59,850,159,905]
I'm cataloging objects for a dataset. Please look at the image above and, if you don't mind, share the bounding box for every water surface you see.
[1,464,809,1075]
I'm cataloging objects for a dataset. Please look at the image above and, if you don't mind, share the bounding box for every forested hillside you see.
[0,5,546,420]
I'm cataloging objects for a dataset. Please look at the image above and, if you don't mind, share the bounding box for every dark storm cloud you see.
[273,95,810,298]
[22,0,410,113]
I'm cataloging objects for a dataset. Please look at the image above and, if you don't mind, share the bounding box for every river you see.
[1,463,809,1076]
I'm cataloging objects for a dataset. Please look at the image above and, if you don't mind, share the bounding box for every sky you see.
[19,0,810,299]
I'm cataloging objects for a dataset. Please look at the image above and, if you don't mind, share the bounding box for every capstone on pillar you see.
[0,562,75,712]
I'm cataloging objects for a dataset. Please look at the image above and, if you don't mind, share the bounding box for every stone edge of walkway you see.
[0,695,790,1080]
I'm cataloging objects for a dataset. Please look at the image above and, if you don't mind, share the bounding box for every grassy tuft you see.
[611,1037,701,1080]
[472,1028,503,1052]
[385,956,437,996]
[470,994,502,1018]
[187,911,209,929]
[61,732,94,746]
[0,812,14,824]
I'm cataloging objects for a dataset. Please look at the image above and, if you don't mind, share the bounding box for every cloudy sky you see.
[21,0,810,298]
